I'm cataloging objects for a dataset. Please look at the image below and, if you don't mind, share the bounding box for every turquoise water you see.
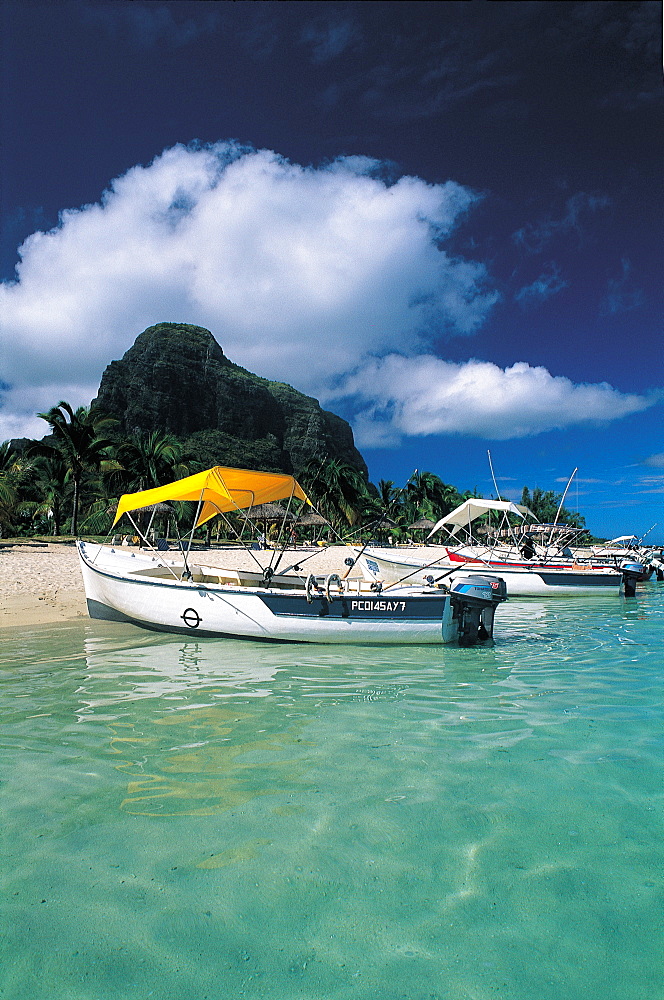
[1,588,663,999]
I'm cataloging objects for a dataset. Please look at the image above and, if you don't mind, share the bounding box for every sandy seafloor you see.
[2,542,663,999]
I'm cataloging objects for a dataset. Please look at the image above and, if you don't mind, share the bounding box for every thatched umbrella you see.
[113,501,174,544]
[244,502,295,543]
[364,516,398,544]
[245,502,295,521]
[133,502,174,515]
[295,509,330,545]
[408,517,436,530]
[296,511,329,526]
[112,500,172,519]
[408,516,436,542]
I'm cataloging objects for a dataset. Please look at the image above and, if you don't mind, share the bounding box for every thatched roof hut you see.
[133,502,174,515]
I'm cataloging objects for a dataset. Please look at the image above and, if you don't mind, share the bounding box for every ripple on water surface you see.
[1,587,663,999]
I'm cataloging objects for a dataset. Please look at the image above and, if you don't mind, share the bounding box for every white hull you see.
[359,549,624,596]
[77,542,483,645]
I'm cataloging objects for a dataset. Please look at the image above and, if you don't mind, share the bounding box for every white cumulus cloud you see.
[1,142,498,439]
[1,142,655,447]
[329,354,654,446]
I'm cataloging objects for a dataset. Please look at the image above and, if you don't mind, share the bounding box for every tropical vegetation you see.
[0,399,589,542]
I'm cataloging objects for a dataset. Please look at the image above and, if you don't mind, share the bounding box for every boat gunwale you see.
[78,543,448,606]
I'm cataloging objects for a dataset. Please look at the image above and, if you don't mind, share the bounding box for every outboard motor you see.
[651,557,664,582]
[450,574,507,646]
[621,560,644,597]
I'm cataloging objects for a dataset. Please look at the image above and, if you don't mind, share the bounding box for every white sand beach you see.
[0,543,89,629]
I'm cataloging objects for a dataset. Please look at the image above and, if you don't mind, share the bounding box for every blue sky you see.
[1,1,662,539]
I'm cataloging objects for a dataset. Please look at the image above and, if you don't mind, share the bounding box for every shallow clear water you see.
[1,587,663,999]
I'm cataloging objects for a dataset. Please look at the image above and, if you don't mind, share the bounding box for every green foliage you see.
[111,430,190,492]
[28,453,71,535]
[31,401,117,535]
[521,486,586,528]
[0,443,37,537]
[183,429,287,474]
[299,457,372,532]
[1,388,595,545]
[404,470,467,524]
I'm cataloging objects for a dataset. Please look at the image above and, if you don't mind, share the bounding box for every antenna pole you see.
[487,450,501,500]
[553,468,578,529]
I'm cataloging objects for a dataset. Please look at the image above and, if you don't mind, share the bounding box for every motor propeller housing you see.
[620,560,644,597]
[450,574,507,646]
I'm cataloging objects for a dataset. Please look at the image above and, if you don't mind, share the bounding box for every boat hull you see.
[78,542,466,645]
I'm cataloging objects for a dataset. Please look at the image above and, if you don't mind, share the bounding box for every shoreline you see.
[0,542,88,630]
[0,541,446,630]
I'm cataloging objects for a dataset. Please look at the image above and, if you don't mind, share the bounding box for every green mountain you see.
[91,323,368,477]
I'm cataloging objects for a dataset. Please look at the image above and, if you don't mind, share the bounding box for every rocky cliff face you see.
[92,323,368,477]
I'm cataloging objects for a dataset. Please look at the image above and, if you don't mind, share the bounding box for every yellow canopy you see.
[113,466,311,528]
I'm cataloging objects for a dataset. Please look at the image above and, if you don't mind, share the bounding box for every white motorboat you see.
[588,536,655,580]
[77,467,507,646]
[354,499,642,597]
[356,547,626,596]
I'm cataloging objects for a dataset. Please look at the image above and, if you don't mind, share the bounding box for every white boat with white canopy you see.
[355,498,640,597]
[77,467,507,646]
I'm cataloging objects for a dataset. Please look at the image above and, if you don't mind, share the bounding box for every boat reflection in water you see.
[78,633,281,708]
[77,634,307,818]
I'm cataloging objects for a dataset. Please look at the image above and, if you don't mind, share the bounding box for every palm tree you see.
[377,479,399,518]
[112,430,189,493]
[33,402,117,536]
[405,470,463,523]
[299,457,371,532]
[29,453,71,535]
[0,443,35,537]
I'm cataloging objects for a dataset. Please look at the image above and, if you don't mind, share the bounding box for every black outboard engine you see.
[450,574,508,646]
[620,560,644,597]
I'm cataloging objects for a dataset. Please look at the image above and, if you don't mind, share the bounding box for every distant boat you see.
[588,536,655,580]
[356,547,628,596]
[354,499,643,597]
[78,467,507,646]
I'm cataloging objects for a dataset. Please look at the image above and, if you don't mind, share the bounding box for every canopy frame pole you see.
[274,511,388,582]
[342,538,369,580]
[170,508,189,576]
[506,510,524,555]
[180,494,205,580]
[488,450,501,500]
[639,523,658,545]
[199,504,268,575]
[109,509,181,582]
[229,491,283,573]
[126,512,160,555]
[145,507,157,541]
[234,509,270,570]
[266,484,300,581]
[381,552,451,591]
